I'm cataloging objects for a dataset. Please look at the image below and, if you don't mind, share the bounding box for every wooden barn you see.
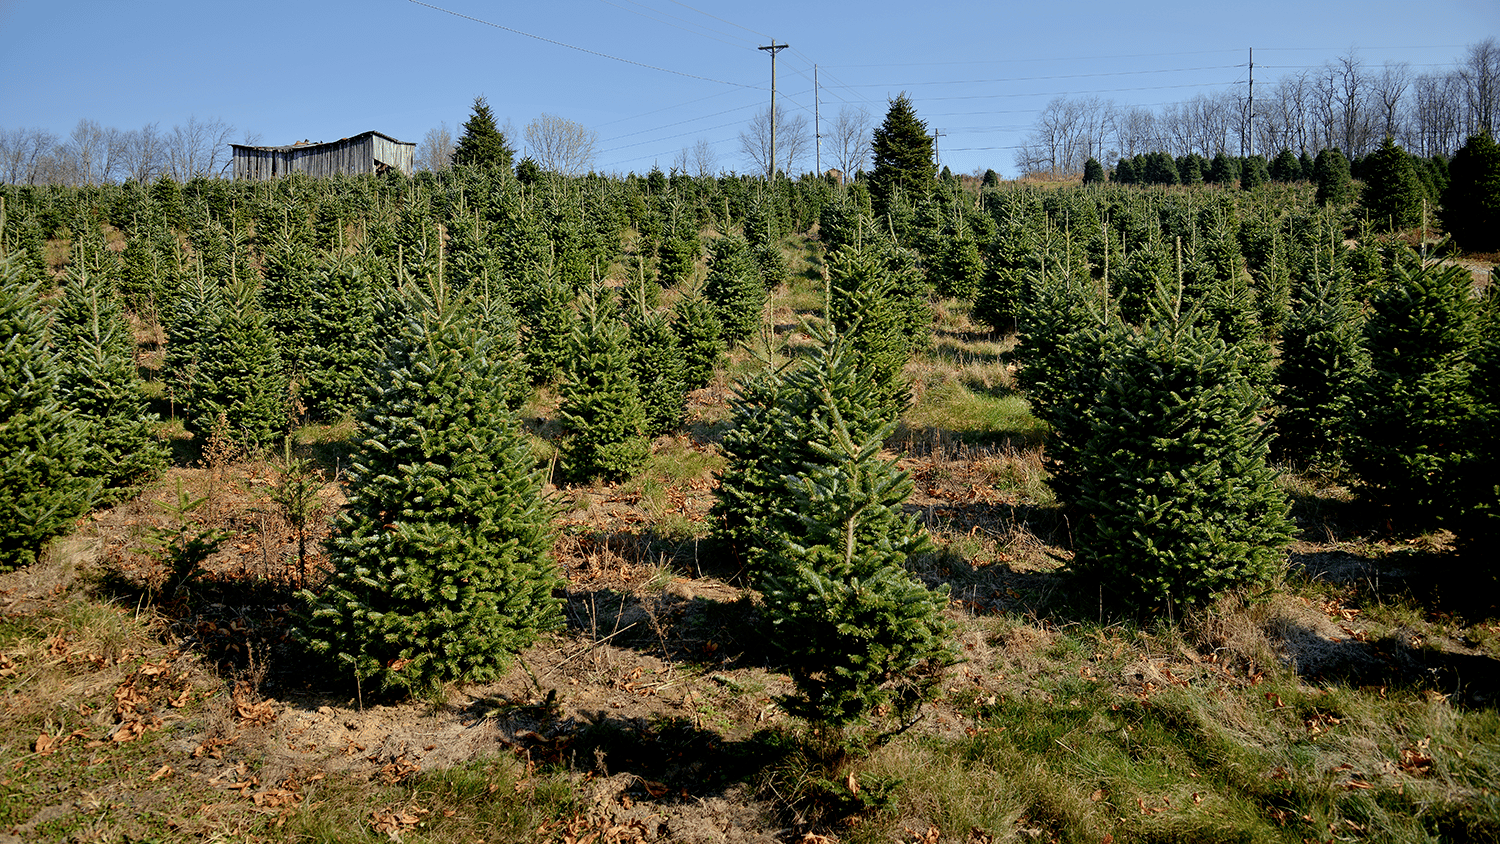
[231,131,415,181]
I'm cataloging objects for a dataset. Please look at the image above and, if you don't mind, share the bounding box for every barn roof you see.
[230,130,412,152]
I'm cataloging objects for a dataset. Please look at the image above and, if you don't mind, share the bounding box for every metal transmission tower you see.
[759,40,789,180]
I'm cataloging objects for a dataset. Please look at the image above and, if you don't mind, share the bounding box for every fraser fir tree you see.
[556,289,651,484]
[185,276,289,448]
[1345,261,1481,533]
[520,275,578,385]
[1071,313,1292,611]
[1361,137,1425,232]
[299,257,377,421]
[761,407,951,733]
[1271,272,1369,468]
[672,287,726,390]
[626,304,688,435]
[51,268,168,501]
[453,95,516,172]
[1313,149,1352,207]
[1082,157,1106,184]
[299,279,561,696]
[712,325,894,581]
[868,93,936,220]
[825,240,921,418]
[703,232,766,345]
[1439,130,1500,253]
[1269,149,1303,182]
[0,255,96,571]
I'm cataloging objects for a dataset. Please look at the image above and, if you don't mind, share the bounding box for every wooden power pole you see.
[759,41,788,180]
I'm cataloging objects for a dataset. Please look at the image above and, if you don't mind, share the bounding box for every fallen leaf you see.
[148,764,173,781]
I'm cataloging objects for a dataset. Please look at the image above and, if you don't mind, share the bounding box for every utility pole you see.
[1248,46,1255,158]
[932,129,946,172]
[759,40,788,180]
[814,64,821,176]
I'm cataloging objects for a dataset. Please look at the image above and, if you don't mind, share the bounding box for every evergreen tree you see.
[1313,148,1352,206]
[712,326,895,580]
[185,276,289,448]
[626,304,688,435]
[1346,261,1481,532]
[300,257,377,421]
[672,287,726,390]
[868,93,936,220]
[298,279,561,696]
[981,169,1000,188]
[1071,315,1293,611]
[1143,152,1179,185]
[1269,149,1302,182]
[556,289,651,484]
[1207,152,1240,186]
[51,268,169,501]
[520,275,578,385]
[1113,157,1137,184]
[761,408,950,732]
[825,242,917,419]
[1439,130,1500,253]
[1178,154,1205,186]
[1361,136,1425,231]
[702,232,766,344]
[1082,157,1106,184]
[0,255,96,572]
[1240,155,1269,190]
[452,95,516,172]
[1271,273,1369,468]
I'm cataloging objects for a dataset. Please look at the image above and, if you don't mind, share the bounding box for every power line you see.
[405,0,758,88]
[661,0,770,39]
[837,64,1242,89]
[594,0,751,49]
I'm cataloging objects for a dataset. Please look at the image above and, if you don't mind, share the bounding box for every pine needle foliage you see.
[703,232,766,345]
[0,255,96,572]
[1439,130,1500,253]
[671,287,725,391]
[1271,272,1369,468]
[185,275,289,449]
[298,279,561,696]
[825,236,924,419]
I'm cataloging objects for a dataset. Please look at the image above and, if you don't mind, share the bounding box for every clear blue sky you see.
[1,0,1495,177]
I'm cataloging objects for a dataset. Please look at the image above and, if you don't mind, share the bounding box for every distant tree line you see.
[0,116,252,186]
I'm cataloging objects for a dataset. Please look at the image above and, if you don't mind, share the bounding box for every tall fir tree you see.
[452,95,516,172]
[298,279,561,696]
[1313,148,1352,207]
[185,276,289,448]
[1271,272,1369,468]
[299,257,377,421]
[0,255,96,571]
[867,93,936,221]
[1361,136,1425,232]
[51,268,169,501]
[625,302,689,435]
[702,232,766,345]
[1345,261,1481,533]
[672,286,726,391]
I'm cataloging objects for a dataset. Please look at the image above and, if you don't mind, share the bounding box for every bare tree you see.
[738,102,811,177]
[1461,37,1500,137]
[827,105,872,178]
[1114,106,1157,159]
[524,113,599,176]
[0,127,59,184]
[418,122,454,173]
[63,118,128,185]
[1372,61,1412,144]
[164,115,235,180]
[690,137,718,177]
[118,123,165,184]
[1014,96,1113,177]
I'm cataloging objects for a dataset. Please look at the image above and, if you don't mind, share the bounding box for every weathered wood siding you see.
[232,131,415,181]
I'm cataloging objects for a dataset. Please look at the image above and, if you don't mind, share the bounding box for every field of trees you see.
[1,92,1498,842]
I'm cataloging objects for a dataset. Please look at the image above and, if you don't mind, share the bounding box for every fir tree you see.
[702,232,766,345]
[1361,136,1425,231]
[1271,272,1369,468]
[299,279,561,696]
[1071,314,1293,611]
[868,93,936,220]
[626,303,688,435]
[1240,155,1269,191]
[520,275,577,385]
[712,325,895,581]
[556,289,651,484]
[1313,149,1352,206]
[826,240,919,419]
[185,276,289,448]
[1269,149,1303,182]
[761,407,950,733]
[672,287,726,390]
[1082,157,1106,185]
[453,95,516,172]
[299,257,377,421]
[51,268,168,501]
[1207,152,1240,186]
[1439,130,1500,253]
[0,255,96,572]
[1346,261,1481,532]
